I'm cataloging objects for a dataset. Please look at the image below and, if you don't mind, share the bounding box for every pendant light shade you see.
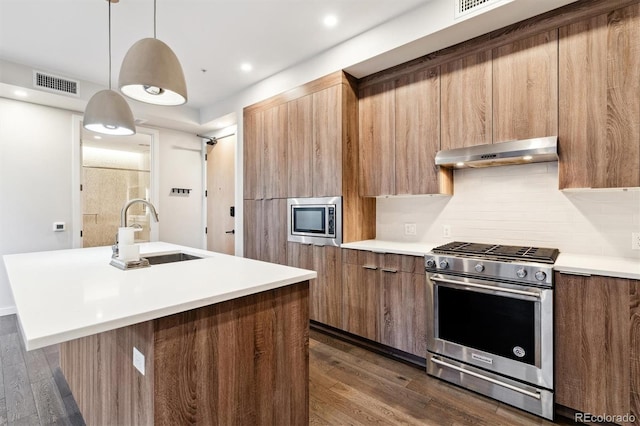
[83,0,136,136]
[84,89,136,136]
[119,37,188,106]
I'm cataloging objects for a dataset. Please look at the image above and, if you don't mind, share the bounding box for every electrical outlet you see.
[632,232,640,250]
[443,225,451,238]
[404,223,417,236]
[133,347,145,375]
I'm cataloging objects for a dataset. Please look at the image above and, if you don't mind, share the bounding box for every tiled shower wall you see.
[376,162,640,259]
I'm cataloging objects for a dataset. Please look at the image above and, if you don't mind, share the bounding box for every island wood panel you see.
[340,80,376,243]
[394,66,442,195]
[60,321,155,426]
[441,50,493,150]
[492,30,558,143]
[243,199,263,260]
[359,80,395,197]
[555,273,630,417]
[287,94,313,198]
[243,110,263,200]
[263,104,289,200]
[154,282,310,426]
[313,85,342,197]
[558,4,640,188]
[262,199,287,265]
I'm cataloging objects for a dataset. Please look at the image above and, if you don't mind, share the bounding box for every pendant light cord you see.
[154,0,157,38]
[108,0,112,90]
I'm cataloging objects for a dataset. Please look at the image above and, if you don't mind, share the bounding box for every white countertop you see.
[341,239,640,280]
[3,242,316,350]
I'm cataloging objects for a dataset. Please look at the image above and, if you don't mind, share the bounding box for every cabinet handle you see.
[313,244,326,247]
[557,270,591,277]
[362,265,378,270]
[381,268,398,273]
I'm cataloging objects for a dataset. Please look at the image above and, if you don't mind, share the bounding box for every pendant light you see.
[118,0,187,106]
[84,0,136,136]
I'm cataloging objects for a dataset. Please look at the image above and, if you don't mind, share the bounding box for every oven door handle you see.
[431,357,542,400]
[430,276,541,298]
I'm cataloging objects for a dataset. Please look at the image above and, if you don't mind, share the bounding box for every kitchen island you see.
[3,242,316,425]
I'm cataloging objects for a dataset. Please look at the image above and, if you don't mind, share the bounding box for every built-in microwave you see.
[287,196,342,246]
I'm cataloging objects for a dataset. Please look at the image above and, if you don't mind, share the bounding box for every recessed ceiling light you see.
[523,155,533,161]
[14,90,28,97]
[456,162,465,167]
[94,135,102,140]
[240,63,253,72]
[323,14,338,27]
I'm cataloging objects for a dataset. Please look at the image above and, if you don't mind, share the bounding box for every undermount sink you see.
[144,252,202,265]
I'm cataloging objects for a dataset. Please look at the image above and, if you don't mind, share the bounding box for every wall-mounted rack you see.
[171,188,191,195]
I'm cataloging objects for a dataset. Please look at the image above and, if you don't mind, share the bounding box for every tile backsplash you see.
[376,162,640,259]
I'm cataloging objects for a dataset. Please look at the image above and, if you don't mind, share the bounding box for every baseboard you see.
[310,320,426,369]
[0,305,16,316]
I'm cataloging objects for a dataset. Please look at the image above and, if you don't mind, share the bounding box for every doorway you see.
[206,133,236,255]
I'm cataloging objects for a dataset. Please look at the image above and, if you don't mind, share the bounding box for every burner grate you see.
[433,241,559,263]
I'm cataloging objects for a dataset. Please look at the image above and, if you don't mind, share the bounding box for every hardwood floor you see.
[0,315,578,425]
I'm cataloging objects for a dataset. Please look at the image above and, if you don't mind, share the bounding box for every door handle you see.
[225,230,235,234]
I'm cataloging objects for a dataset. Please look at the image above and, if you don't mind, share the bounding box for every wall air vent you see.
[32,70,79,97]
[455,0,502,19]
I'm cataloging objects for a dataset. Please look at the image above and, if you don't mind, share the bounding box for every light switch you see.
[52,222,65,232]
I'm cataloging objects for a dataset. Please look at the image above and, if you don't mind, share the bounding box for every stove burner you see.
[433,241,559,264]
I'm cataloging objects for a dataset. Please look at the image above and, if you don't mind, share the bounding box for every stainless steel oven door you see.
[426,273,553,390]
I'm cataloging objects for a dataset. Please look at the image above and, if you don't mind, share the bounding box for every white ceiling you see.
[0,0,432,110]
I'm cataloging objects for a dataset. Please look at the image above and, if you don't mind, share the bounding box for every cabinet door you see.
[493,31,558,143]
[243,200,262,260]
[243,111,263,200]
[287,95,313,198]
[263,104,288,199]
[342,261,379,341]
[262,199,287,265]
[441,50,493,150]
[558,5,640,189]
[313,85,342,197]
[359,80,395,196]
[312,245,342,329]
[395,67,441,195]
[555,273,630,415]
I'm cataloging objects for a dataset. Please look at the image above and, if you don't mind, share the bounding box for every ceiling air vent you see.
[33,70,79,97]
[455,0,502,19]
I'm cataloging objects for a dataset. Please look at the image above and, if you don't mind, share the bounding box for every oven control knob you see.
[516,268,527,278]
[426,259,436,268]
[535,271,547,281]
[439,260,449,269]
[474,263,485,272]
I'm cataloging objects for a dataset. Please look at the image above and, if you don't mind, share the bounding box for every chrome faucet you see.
[112,199,159,257]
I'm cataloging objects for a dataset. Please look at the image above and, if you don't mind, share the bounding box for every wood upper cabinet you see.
[558,4,640,189]
[287,95,313,198]
[289,244,342,329]
[359,80,396,197]
[493,30,558,143]
[555,272,640,419]
[441,50,493,150]
[395,66,441,195]
[313,85,343,197]
[243,110,263,200]
[263,104,288,199]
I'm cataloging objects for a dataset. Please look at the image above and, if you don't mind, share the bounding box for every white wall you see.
[377,162,640,259]
[157,128,204,248]
[0,98,204,314]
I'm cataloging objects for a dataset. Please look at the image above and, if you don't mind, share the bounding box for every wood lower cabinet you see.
[342,249,427,357]
[288,243,342,329]
[243,199,287,265]
[555,272,640,421]
[558,4,640,189]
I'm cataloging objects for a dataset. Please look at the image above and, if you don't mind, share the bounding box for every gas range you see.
[425,241,559,287]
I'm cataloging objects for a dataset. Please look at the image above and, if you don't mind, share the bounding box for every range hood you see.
[435,136,558,169]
